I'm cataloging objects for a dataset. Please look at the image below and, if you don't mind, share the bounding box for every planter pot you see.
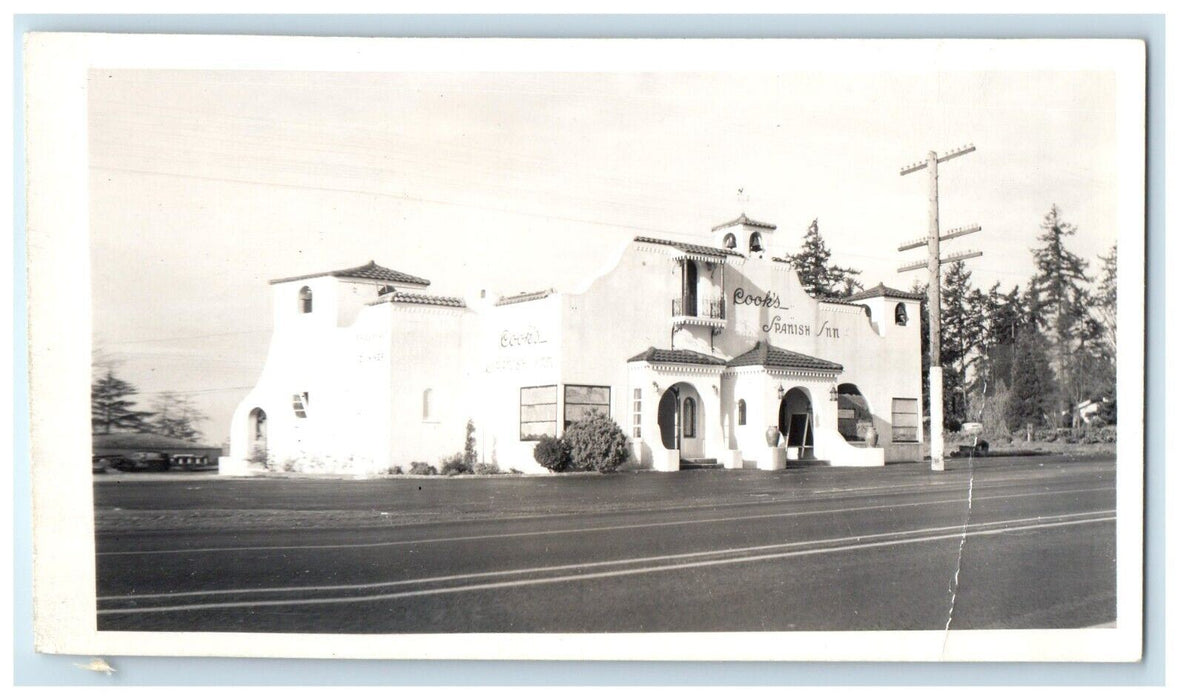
[765,426,781,447]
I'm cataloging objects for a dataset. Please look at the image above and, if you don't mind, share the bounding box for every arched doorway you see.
[778,387,814,459]
[657,383,704,459]
[836,383,872,442]
[248,407,267,462]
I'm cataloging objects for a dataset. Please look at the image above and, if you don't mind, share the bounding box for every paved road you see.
[94,455,1116,633]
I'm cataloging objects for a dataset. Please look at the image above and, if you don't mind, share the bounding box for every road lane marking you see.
[97,485,1116,557]
[98,510,1114,612]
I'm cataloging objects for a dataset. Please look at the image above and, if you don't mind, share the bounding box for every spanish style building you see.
[221,214,924,475]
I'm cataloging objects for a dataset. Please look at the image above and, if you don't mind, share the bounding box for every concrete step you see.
[679,458,724,470]
[786,458,831,468]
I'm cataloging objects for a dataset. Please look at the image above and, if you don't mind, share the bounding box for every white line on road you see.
[97,485,1115,557]
[98,510,1115,613]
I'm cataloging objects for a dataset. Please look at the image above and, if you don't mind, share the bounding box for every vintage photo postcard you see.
[25,34,1146,662]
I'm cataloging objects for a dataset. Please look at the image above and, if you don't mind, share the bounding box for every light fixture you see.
[652,381,661,393]
[777,384,785,400]
[829,385,839,402]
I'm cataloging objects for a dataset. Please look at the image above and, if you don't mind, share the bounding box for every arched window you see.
[722,233,737,249]
[249,407,267,441]
[737,399,747,426]
[298,286,313,314]
[683,396,697,438]
[422,388,434,421]
[894,302,908,326]
[749,232,763,252]
[862,304,872,319]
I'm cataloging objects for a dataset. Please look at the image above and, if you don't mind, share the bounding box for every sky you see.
[88,68,1119,445]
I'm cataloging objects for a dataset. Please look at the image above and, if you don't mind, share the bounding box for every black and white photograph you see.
[24,34,1146,662]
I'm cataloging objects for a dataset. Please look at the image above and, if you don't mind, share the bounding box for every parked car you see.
[129,451,171,471]
[92,455,135,473]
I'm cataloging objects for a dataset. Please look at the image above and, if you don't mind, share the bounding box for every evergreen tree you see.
[92,369,154,434]
[788,219,863,299]
[1091,243,1117,360]
[972,283,1025,395]
[912,280,931,419]
[939,260,981,426]
[1030,205,1095,426]
[1006,327,1057,432]
[150,391,207,441]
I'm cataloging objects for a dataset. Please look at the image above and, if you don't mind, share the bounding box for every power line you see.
[101,329,271,345]
[133,386,255,396]
[91,164,727,241]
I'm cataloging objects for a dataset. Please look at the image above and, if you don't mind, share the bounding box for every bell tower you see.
[710,213,778,258]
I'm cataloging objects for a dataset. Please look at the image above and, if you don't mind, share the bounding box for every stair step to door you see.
[679,459,723,470]
[786,459,831,467]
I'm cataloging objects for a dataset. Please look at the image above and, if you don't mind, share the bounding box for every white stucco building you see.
[221,214,924,475]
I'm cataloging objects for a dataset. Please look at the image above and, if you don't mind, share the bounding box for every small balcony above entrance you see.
[671,296,726,328]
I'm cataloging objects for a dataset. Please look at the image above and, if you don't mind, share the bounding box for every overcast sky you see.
[89,68,1118,444]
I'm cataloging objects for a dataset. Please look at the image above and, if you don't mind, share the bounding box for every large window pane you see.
[520,386,557,440]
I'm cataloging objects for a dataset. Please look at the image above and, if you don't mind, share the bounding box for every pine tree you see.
[972,283,1026,395]
[939,260,981,427]
[1091,243,1117,360]
[1006,327,1056,432]
[92,369,154,434]
[788,219,863,299]
[1030,205,1095,426]
[913,280,931,411]
[151,391,208,441]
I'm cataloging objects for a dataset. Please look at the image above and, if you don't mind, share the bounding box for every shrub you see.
[441,453,471,476]
[387,464,404,475]
[408,461,437,476]
[474,462,500,475]
[564,414,629,473]
[463,419,478,468]
[533,435,571,472]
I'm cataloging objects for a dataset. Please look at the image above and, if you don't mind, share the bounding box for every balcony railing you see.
[671,296,726,322]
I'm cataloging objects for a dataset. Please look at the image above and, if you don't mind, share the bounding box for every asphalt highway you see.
[94,455,1116,633]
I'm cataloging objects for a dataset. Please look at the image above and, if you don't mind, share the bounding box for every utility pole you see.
[897,144,982,472]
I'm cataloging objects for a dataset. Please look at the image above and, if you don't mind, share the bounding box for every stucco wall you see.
[227,228,924,474]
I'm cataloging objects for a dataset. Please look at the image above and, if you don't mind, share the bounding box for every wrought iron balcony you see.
[671,296,726,326]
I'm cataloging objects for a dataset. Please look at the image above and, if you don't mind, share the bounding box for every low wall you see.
[883,442,924,464]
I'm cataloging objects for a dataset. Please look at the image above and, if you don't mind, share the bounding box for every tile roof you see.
[495,289,555,306]
[371,290,466,308]
[93,432,219,451]
[727,341,844,372]
[845,282,925,302]
[634,236,744,258]
[710,212,778,232]
[270,260,431,287]
[627,347,727,366]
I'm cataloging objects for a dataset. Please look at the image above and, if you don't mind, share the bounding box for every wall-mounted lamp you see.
[776,384,785,400]
[829,385,839,402]
[652,381,661,393]
[712,384,719,395]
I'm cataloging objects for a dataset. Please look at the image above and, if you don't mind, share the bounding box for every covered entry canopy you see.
[726,341,844,374]
[627,346,727,471]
